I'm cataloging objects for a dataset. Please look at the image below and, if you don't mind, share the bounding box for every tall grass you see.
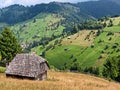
[0,71,120,90]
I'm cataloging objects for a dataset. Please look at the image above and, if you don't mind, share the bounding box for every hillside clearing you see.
[0,71,120,90]
[111,16,120,25]
[11,13,65,43]
[104,26,120,32]
[61,30,97,46]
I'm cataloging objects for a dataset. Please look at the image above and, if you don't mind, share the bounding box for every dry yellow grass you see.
[105,16,120,25]
[111,16,120,25]
[61,30,97,46]
[0,71,120,90]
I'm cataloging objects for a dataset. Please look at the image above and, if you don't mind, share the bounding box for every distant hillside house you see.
[5,54,49,80]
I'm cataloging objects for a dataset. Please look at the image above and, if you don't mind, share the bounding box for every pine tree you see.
[0,27,22,64]
[103,57,119,80]
[71,25,78,34]
[108,19,113,27]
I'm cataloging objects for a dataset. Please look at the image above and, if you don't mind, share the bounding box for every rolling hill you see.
[0,2,95,46]
[0,0,120,45]
[11,13,65,43]
[1,0,120,25]
[0,2,93,25]
[32,16,120,72]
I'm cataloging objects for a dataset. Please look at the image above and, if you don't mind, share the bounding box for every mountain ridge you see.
[1,0,120,24]
[0,2,93,25]
[76,0,120,18]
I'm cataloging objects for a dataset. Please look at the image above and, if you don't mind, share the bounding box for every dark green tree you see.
[71,25,78,34]
[102,57,119,81]
[0,27,22,64]
[108,19,113,27]
[70,59,80,71]
[103,22,107,27]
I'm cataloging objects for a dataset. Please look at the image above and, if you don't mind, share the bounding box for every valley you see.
[0,0,120,85]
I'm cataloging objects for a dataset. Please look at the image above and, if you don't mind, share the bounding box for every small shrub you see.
[107,32,114,36]
[116,49,120,52]
[70,41,72,43]
[117,55,120,58]
[104,45,109,50]
[98,55,103,59]
[101,50,104,54]
[64,48,68,51]
[107,51,111,54]
[112,44,117,49]
[0,67,6,73]
[108,37,112,41]
[69,54,74,59]
[91,44,94,48]
[84,67,100,75]
[98,39,103,43]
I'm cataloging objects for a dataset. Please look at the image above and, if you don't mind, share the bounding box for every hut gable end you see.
[5,53,49,80]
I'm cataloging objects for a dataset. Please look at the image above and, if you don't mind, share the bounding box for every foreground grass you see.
[0,71,120,90]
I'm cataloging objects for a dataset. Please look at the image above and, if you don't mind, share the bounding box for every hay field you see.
[0,71,120,90]
[61,30,97,46]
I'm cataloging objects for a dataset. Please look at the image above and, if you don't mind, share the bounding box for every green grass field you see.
[32,22,120,70]
[45,25,120,69]
[46,45,83,69]
[104,26,120,32]
[111,16,120,25]
[11,13,65,43]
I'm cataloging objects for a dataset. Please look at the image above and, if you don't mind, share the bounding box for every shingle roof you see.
[5,53,49,78]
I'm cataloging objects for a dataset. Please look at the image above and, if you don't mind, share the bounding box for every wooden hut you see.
[5,53,49,80]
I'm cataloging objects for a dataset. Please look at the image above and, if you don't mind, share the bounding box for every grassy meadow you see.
[45,26,120,69]
[30,23,120,70]
[0,71,120,90]
[11,13,65,43]
[104,26,120,32]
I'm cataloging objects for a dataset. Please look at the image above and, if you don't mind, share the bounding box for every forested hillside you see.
[77,0,120,18]
[0,2,93,25]
[1,0,120,25]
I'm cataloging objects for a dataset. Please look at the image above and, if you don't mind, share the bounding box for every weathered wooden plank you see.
[5,53,49,80]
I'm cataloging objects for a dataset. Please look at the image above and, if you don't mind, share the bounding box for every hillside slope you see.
[0,2,93,25]
[0,71,120,90]
[32,16,120,70]
[11,13,65,43]
[77,0,120,18]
